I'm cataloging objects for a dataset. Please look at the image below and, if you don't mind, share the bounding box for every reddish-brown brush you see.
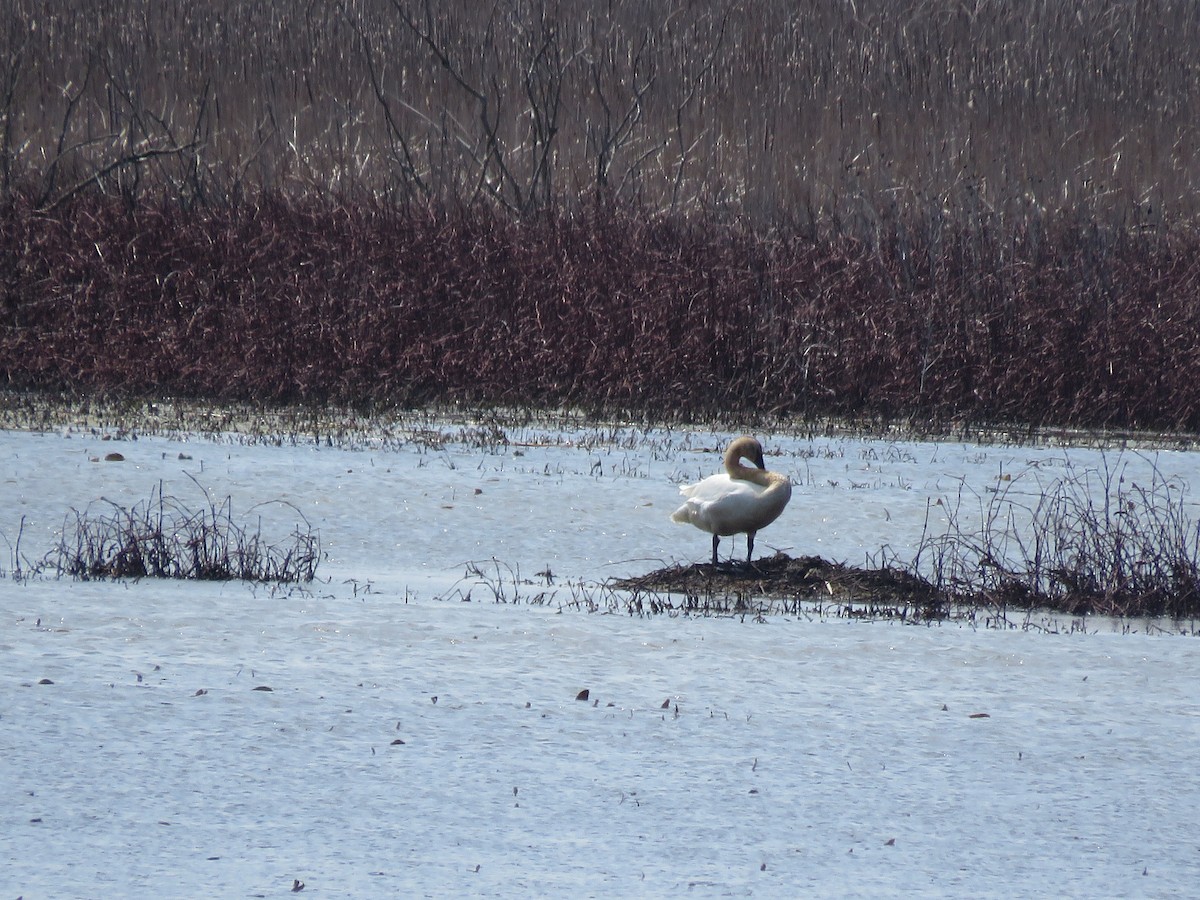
[4,191,1200,430]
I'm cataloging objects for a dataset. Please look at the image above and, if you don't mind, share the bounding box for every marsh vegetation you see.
[2,1,1200,428]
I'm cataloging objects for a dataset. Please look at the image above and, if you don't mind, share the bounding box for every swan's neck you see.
[723,438,782,488]
[725,457,780,488]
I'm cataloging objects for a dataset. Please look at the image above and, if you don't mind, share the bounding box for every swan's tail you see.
[671,481,699,524]
[671,500,698,524]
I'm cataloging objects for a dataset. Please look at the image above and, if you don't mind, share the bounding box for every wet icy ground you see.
[3,423,1199,898]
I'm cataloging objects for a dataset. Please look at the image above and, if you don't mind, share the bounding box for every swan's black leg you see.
[711,534,720,566]
[746,531,756,565]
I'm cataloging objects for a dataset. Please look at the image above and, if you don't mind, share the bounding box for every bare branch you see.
[336,1,428,202]
[42,141,203,212]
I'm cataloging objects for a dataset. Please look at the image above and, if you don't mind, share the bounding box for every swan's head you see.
[724,436,766,473]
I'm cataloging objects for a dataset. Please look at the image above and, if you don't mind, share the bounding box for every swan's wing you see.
[678,473,735,499]
[672,475,774,534]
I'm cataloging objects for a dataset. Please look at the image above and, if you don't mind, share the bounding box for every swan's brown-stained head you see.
[723,436,766,475]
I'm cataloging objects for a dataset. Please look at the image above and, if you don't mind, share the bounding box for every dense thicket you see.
[2,1,1199,428]
[5,195,1200,429]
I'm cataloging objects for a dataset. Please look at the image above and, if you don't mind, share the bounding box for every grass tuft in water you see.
[48,479,319,583]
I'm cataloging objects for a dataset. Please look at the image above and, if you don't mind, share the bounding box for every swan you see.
[671,436,792,565]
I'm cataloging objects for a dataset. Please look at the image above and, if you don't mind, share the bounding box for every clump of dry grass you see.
[48,481,319,583]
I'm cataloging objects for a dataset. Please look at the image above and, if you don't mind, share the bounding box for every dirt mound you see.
[611,553,945,620]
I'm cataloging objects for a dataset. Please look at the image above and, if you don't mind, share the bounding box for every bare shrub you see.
[913,455,1200,619]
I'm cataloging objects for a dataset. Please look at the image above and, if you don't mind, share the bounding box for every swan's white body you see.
[671,436,791,565]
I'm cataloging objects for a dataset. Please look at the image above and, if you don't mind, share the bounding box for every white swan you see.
[671,436,792,565]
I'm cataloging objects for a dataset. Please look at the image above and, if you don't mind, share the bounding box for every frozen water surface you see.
[2,423,1200,898]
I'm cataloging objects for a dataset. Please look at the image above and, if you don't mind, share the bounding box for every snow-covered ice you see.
[2,423,1199,898]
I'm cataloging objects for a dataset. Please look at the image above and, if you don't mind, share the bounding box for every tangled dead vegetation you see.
[612,553,947,622]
